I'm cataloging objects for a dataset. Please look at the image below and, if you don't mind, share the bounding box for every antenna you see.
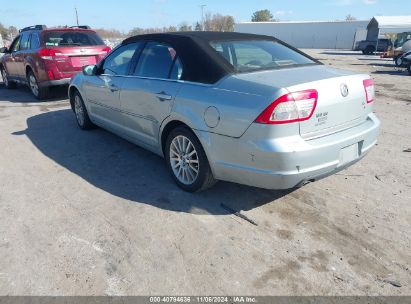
[200,4,206,31]
[75,7,79,26]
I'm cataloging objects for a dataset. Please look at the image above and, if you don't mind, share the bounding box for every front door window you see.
[101,43,140,76]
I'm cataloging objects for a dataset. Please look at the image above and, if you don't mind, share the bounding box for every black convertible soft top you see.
[122,32,287,84]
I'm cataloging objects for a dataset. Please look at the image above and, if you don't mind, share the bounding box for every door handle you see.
[109,84,119,92]
[155,91,172,101]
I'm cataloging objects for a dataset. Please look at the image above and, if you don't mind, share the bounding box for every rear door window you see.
[102,42,140,76]
[44,31,104,47]
[134,42,182,80]
[30,33,40,49]
[169,57,183,80]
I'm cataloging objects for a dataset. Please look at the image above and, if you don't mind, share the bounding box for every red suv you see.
[0,25,110,99]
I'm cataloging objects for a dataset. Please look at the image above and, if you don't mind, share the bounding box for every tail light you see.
[97,47,111,62]
[363,79,375,104]
[102,46,111,54]
[255,90,318,124]
[38,48,65,60]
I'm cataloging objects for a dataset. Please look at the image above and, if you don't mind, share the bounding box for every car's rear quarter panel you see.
[171,79,286,138]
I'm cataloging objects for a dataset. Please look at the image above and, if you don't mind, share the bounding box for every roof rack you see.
[19,25,47,33]
[69,25,91,29]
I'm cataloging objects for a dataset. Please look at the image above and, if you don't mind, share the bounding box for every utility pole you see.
[200,5,206,31]
[75,7,79,26]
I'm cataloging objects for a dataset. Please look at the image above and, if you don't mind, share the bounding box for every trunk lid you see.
[234,65,372,138]
[287,73,371,138]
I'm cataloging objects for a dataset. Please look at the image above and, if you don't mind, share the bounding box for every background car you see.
[0,25,110,99]
[354,38,393,55]
[69,32,380,192]
[395,50,411,75]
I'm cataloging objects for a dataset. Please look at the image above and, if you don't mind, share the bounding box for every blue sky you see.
[0,0,409,32]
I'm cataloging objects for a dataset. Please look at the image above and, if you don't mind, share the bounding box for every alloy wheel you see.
[29,74,39,97]
[1,69,8,87]
[169,135,200,185]
[74,95,85,127]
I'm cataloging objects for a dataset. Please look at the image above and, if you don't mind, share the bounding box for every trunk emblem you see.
[340,84,349,97]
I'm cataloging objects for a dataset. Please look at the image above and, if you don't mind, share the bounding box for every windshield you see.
[395,33,411,48]
[44,31,104,47]
[210,40,318,73]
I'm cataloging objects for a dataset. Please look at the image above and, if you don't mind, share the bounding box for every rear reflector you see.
[255,90,318,124]
[47,70,54,80]
[363,79,375,104]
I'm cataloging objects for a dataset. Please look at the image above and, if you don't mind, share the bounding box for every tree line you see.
[0,23,18,40]
[129,13,235,36]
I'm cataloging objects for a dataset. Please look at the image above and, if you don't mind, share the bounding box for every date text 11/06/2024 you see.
[149,296,257,303]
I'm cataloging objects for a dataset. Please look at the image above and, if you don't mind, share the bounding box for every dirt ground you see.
[0,49,410,296]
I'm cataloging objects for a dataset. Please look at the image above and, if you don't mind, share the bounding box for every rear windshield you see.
[43,31,104,47]
[210,40,317,73]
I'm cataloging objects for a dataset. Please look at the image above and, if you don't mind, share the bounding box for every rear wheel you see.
[165,126,216,192]
[73,91,94,130]
[27,70,48,100]
[1,67,16,89]
[407,64,411,76]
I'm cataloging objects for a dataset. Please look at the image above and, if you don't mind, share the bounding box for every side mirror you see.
[0,47,8,53]
[82,65,97,76]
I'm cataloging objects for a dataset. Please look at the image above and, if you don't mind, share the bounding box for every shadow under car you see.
[14,109,291,215]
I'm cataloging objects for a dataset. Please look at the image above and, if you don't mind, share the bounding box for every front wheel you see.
[407,64,411,76]
[72,91,94,130]
[394,56,403,67]
[1,67,16,89]
[27,71,48,99]
[165,127,217,192]
[364,46,375,55]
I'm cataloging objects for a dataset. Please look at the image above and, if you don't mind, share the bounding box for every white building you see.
[366,16,411,41]
[235,20,369,49]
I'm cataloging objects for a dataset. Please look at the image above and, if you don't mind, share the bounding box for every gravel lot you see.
[0,49,410,296]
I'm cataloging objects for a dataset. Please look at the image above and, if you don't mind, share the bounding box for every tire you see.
[1,67,17,89]
[72,90,94,130]
[165,126,217,192]
[364,46,375,55]
[394,56,403,67]
[27,70,48,100]
[407,64,411,76]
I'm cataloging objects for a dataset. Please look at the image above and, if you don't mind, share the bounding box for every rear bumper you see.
[39,78,71,88]
[197,113,380,190]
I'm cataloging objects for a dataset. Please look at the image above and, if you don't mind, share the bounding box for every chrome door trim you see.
[87,99,157,122]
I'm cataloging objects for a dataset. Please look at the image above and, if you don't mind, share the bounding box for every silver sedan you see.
[69,32,380,192]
